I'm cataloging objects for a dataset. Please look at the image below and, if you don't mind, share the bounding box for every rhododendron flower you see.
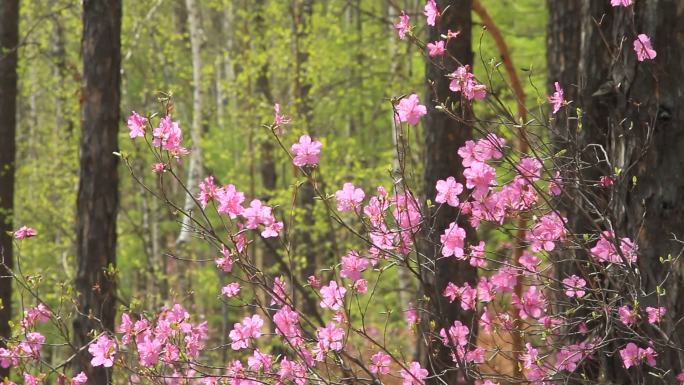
[153,116,187,155]
[307,275,321,289]
[469,241,488,267]
[449,65,486,100]
[394,11,410,39]
[463,161,496,199]
[198,176,218,208]
[548,82,565,114]
[20,332,45,359]
[215,184,245,218]
[600,175,614,187]
[229,314,263,350]
[340,251,369,282]
[395,94,427,125]
[127,111,147,138]
[427,40,445,57]
[137,335,163,366]
[88,335,117,367]
[424,0,439,26]
[400,361,428,385]
[14,226,37,240]
[440,320,469,346]
[477,277,495,303]
[611,0,632,6]
[273,306,302,345]
[148,164,164,176]
[248,349,273,372]
[71,372,88,385]
[619,305,637,326]
[370,351,391,374]
[620,343,657,368]
[273,103,290,133]
[405,303,419,326]
[590,231,637,264]
[215,245,233,272]
[528,213,566,252]
[518,250,540,273]
[24,373,38,385]
[521,343,539,370]
[335,183,365,212]
[562,275,587,298]
[645,306,666,324]
[21,303,50,328]
[549,170,562,195]
[517,157,543,182]
[440,221,466,258]
[676,371,684,385]
[435,176,463,207]
[320,281,346,310]
[513,286,547,319]
[291,135,322,167]
[221,282,240,297]
[634,34,656,61]
[316,322,345,352]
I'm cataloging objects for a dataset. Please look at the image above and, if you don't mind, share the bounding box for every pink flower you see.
[394,11,410,39]
[463,161,496,199]
[291,135,322,167]
[71,372,88,385]
[137,335,163,366]
[21,303,50,328]
[316,322,345,352]
[151,162,166,173]
[152,116,187,156]
[518,251,540,273]
[271,277,288,306]
[676,371,684,385]
[548,82,565,114]
[620,343,657,368]
[336,183,365,212]
[215,184,245,218]
[405,303,419,327]
[221,282,241,297]
[248,349,273,372]
[517,157,543,182]
[370,351,391,374]
[600,175,614,187]
[491,266,518,292]
[198,176,218,208]
[513,286,547,319]
[127,111,147,138]
[549,170,562,195]
[634,34,656,61]
[424,0,439,26]
[619,305,637,326]
[427,40,445,57]
[215,244,233,272]
[435,176,463,207]
[395,94,427,125]
[229,314,263,350]
[449,65,487,100]
[320,281,346,310]
[521,343,539,370]
[14,226,37,240]
[469,241,488,267]
[590,231,638,264]
[340,251,369,282]
[645,306,666,324]
[439,320,469,346]
[88,335,117,368]
[562,275,587,298]
[440,222,467,258]
[24,373,38,385]
[611,0,632,6]
[400,361,428,385]
[528,213,566,252]
[273,306,302,346]
[273,103,290,133]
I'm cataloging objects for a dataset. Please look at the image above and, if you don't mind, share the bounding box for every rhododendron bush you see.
[5,2,683,385]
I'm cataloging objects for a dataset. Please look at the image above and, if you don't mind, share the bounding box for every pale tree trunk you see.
[419,1,477,384]
[0,0,19,379]
[73,1,121,383]
[548,1,684,383]
[177,0,203,245]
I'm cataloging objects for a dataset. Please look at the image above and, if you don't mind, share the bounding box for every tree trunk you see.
[177,0,203,245]
[73,1,121,383]
[420,1,477,384]
[0,0,19,379]
[548,1,684,383]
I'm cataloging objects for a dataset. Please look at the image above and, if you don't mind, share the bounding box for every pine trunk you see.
[73,1,121,383]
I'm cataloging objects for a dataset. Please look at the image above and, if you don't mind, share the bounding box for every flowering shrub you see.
[5,1,682,385]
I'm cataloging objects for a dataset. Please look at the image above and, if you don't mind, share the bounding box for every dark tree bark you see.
[0,0,19,379]
[420,1,477,384]
[548,1,684,383]
[73,1,121,383]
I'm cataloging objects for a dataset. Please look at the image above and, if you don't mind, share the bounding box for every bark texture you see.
[73,1,121,383]
[420,1,477,384]
[0,0,19,379]
[548,1,684,383]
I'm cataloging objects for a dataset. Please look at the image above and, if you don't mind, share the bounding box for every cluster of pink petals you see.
[127,111,147,138]
[229,314,264,350]
[320,280,347,310]
[440,221,467,258]
[424,0,439,26]
[88,335,117,368]
[611,0,632,6]
[634,34,657,61]
[394,12,410,39]
[14,226,37,240]
[395,94,427,125]
[400,361,428,385]
[427,40,446,57]
[152,115,188,157]
[527,213,566,252]
[435,176,464,207]
[273,103,291,134]
[620,342,657,368]
[335,183,365,212]
[590,230,637,264]
[548,82,565,114]
[562,275,587,298]
[291,135,323,167]
[449,65,487,100]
